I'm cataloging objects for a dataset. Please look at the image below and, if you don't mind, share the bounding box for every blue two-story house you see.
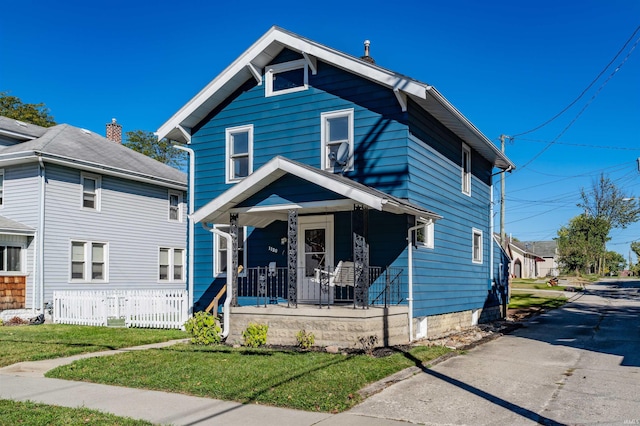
[157,27,514,347]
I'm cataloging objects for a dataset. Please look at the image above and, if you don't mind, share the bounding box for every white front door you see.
[297,215,334,304]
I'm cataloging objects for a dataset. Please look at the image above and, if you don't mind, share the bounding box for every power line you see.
[518,137,640,151]
[510,25,640,138]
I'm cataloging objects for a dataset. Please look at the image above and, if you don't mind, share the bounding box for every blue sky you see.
[2,0,639,263]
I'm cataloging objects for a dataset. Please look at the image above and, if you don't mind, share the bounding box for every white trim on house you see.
[158,247,186,282]
[156,26,514,171]
[462,143,471,196]
[472,228,483,264]
[69,240,109,283]
[0,168,4,208]
[168,189,183,222]
[213,225,247,277]
[320,109,354,172]
[265,59,308,97]
[225,124,254,183]
[81,172,101,211]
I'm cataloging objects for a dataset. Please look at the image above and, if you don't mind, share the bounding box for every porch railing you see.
[235,265,404,308]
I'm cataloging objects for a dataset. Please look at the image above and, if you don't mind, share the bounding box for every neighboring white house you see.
[0,116,187,317]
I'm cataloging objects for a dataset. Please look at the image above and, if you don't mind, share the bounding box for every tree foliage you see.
[578,174,640,229]
[0,92,56,127]
[604,251,626,275]
[556,214,610,275]
[124,130,186,169]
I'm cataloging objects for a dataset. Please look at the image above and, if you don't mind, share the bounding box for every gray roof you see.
[0,119,186,189]
[0,215,35,235]
[520,241,557,258]
[0,116,48,140]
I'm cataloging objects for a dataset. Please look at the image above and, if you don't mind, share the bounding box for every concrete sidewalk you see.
[0,339,411,425]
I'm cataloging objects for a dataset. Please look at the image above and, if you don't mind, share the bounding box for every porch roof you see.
[0,215,35,236]
[191,156,442,228]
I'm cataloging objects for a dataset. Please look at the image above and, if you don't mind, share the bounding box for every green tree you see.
[0,92,56,127]
[124,130,186,169]
[577,174,640,274]
[556,214,610,275]
[631,242,640,275]
[604,251,626,275]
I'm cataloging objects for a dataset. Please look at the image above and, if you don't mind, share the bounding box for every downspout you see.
[407,219,431,342]
[32,156,46,312]
[202,224,233,339]
[173,144,195,314]
[490,185,494,287]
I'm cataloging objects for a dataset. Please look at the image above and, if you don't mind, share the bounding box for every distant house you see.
[521,241,558,277]
[0,116,187,317]
[508,240,545,278]
[157,27,515,346]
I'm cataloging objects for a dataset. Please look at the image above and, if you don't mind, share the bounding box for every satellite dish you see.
[335,142,349,166]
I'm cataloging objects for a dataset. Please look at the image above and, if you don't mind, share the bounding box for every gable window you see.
[71,241,108,281]
[159,248,185,281]
[225,125,253,183]
[168,190,182,222]
[472,229,483,264]
[321,109,354,172]
[265,59,308,97]
[416,219,435,249]
[462,144,471,196]
[214,226,246,275]
[0,245,22,272]
[0,169,4,207]
[81,173,101,210]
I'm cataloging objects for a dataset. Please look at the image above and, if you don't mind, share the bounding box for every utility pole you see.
[500,135,506,245]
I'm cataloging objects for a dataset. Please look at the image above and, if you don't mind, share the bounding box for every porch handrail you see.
[205,285,227,314]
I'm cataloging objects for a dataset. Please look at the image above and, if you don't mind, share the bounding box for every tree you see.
[556,214,610,275]
[0,92,56,127]
[577,174,640,274]
[604,251,626,276]
[124,130,187,169]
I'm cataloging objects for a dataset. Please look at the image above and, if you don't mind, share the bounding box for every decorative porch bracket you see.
[287,209,298,307]
[230,213,239,307]
[353,205,370,308]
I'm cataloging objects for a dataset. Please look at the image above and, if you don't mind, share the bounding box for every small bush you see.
[296,329,315,349]
[357,335,378,355]
[242,322,268,348]
[184,311,222,345]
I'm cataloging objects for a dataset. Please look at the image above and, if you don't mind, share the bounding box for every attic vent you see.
[360,40,375,64]
[15,120,27,127]
[81,128,92,134]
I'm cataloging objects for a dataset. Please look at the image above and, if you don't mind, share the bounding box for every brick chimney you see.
[106,118,122,144]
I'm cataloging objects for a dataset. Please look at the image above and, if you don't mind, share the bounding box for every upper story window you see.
[81,173,101,210]
[472,228,483,264]
[0,245,22,273]
[321,109,354,173]
[214,226,246,276]
[0,169,4,207]
[225,124,253,183]
[416,219,435,249]
[159,247,185,282]
[168,190,182,222]
[71,240,108,281]
[462,143,471,196]
[265,59,308,97]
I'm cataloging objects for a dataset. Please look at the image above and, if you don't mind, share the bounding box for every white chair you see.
[314,261,355,287]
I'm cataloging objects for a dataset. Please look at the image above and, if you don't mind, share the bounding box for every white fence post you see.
[52,290,188,329]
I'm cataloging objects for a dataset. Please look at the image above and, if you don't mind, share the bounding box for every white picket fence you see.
[53,290,188,330]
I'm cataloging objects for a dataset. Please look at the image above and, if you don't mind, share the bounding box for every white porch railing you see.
[53,290,188,330]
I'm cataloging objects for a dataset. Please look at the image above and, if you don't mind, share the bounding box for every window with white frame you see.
[225,125,253,183]
[265,59,308,97]
[214,226,246,275]
[472,229,483,264]
[159,247,185,281]
[168,190,182,222]
[0,169,4,207]
[81,173,101,210]
[71,241,108,281]
[321,109,354,172]
[416,219,435,249]
[0,245,22,272]
[462,144,471,196]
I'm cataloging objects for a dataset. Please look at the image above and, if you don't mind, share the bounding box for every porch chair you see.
[314,261,355,287]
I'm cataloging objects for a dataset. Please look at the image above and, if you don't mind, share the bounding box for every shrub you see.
[242,322,268,348]
[357,335,378,355]
[184,311,222,345]
[296,329,315,349]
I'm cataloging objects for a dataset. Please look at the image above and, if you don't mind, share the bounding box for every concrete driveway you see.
[348,279,640,425]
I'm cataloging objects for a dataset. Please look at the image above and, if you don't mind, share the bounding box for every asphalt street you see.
[350,279,640,425]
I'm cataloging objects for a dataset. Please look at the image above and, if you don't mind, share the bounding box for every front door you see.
[297,215,334,304]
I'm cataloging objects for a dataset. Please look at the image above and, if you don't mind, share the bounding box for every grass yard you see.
[0,399,152,426]
[0,324,187,367]
[45,343,451,413]
[509,292,567,310]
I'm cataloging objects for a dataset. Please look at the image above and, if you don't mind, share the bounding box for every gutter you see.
[36,156,46,313]
[202,224,233,339]
[407,219,431,342]
[173,144,195,315]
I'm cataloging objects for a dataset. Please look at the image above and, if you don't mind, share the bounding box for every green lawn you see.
[45,343,450,413]
[0,324,187,367]
[0,400,152,426]
[509,293,567,310]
